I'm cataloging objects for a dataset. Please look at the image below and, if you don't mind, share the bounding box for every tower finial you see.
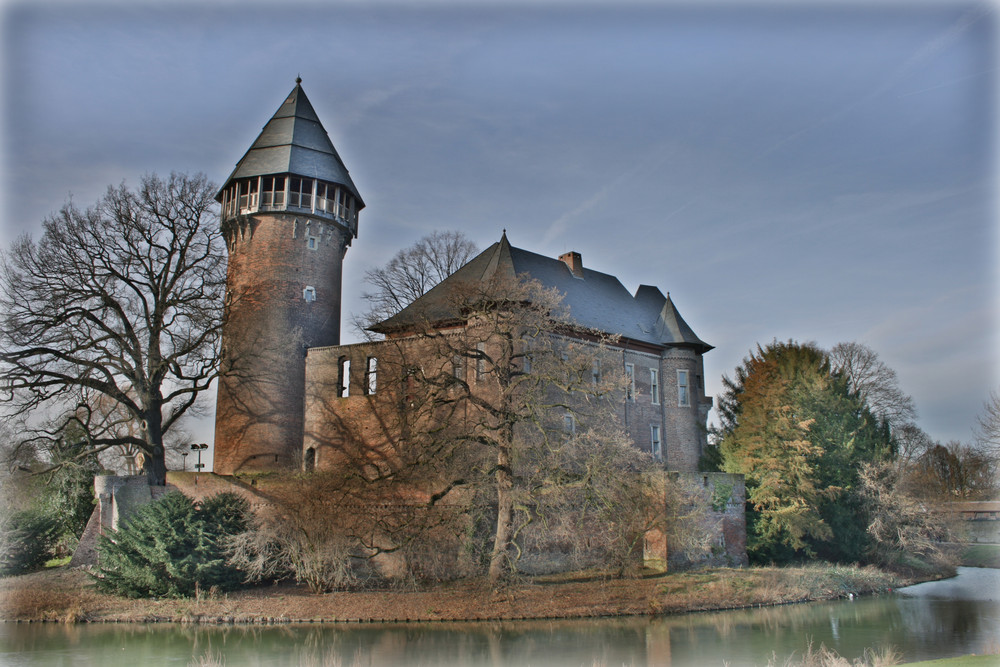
[296,75,302,84]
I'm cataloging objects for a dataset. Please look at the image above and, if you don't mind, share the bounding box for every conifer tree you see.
[717,341,893,563]
[94,491,250,598]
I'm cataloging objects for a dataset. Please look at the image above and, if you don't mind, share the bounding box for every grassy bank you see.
[0,563,918,625]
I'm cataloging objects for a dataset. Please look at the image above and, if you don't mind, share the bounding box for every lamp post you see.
[181,452,188,472]
[191,443,208,472]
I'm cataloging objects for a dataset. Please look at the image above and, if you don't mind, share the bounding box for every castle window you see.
[365,357,377,395]
[304,447,316,473]
[651,425,662,461]
[289,177,313,209]
[261,175,285,208]
[677,369,690,407]
[592,358,601,385]
[307,235,318,250]
[563,413,575,435]
[452,355,464,380]
[625,363,635,401]
[650,369,660,405]
[303,286,316,302]
[338,357,350,397]
[476,342,487,381]
[316,182,329,213]
[337,189,351,220]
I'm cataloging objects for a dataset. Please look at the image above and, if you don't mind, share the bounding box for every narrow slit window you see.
[650,369,660,405]
[625,363,635,401]
[338,357,350,397]
[365,357,377,395]
[651,425,662,461]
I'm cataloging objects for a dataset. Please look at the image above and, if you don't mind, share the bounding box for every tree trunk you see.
[142,405,168,486]
[488,444,513,585]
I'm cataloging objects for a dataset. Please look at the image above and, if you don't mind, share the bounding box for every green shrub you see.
[93,490,251,598]
[0,509,59,576]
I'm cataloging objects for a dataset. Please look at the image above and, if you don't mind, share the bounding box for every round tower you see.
[213,79,364,474]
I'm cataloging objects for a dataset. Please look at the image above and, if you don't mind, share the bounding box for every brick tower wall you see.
[214,212,350,475]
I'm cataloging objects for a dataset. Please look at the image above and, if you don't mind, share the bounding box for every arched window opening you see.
[304,447,316,472]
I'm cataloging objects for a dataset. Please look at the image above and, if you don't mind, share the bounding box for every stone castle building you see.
[213,80,716,478]
[75,81,746,573]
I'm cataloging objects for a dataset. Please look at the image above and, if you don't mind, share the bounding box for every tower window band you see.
[221,175,359,231]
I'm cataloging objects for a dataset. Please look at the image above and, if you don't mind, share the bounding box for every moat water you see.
[2,567,998,666]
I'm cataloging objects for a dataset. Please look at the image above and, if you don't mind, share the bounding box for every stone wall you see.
[70,475,158,567]
[644,472,747,571]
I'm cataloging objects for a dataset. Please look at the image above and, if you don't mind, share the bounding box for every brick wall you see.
[214,211,351,474]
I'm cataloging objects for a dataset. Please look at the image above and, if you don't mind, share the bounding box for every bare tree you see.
[0,173,224,485]
[909,440,998,501]
[975,388,1000,454]
[892,421,935,467]
[354,230,478,333]
[829,341,916,430]
[372,274,656,585]
[857,461,955,572]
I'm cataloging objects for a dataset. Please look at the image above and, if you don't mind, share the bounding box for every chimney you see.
[558,251,584,279]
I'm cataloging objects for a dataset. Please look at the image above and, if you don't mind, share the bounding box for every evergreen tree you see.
[0,509,59,575]
[94,491,250,598]
[717,341,893,563]
[42,421,103,554]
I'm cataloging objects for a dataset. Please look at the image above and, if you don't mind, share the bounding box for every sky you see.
[1,0,997,463]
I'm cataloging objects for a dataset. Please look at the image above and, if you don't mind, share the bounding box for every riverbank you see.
[0,563,920,624]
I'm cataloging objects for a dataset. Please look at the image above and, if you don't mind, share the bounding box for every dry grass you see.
[1,563,912,625]
[764,640,900,667]
[0,569,101,622]
[653,564,899,613]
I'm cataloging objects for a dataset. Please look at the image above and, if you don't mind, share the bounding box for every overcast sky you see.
[2,1,996,460]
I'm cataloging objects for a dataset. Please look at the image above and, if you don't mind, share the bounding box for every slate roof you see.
[373,233,712,352]
[218,79,364,205]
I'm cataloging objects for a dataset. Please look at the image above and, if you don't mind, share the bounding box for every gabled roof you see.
[218,79,364,205]
[373,233,712,352]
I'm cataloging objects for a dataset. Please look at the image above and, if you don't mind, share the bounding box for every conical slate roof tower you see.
[214,79,364,474]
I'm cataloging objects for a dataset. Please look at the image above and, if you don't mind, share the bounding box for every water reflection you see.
[2,569,998,666]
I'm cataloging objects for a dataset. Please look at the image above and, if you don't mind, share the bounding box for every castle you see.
[212,80,716,477]
[74,81,746,574]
